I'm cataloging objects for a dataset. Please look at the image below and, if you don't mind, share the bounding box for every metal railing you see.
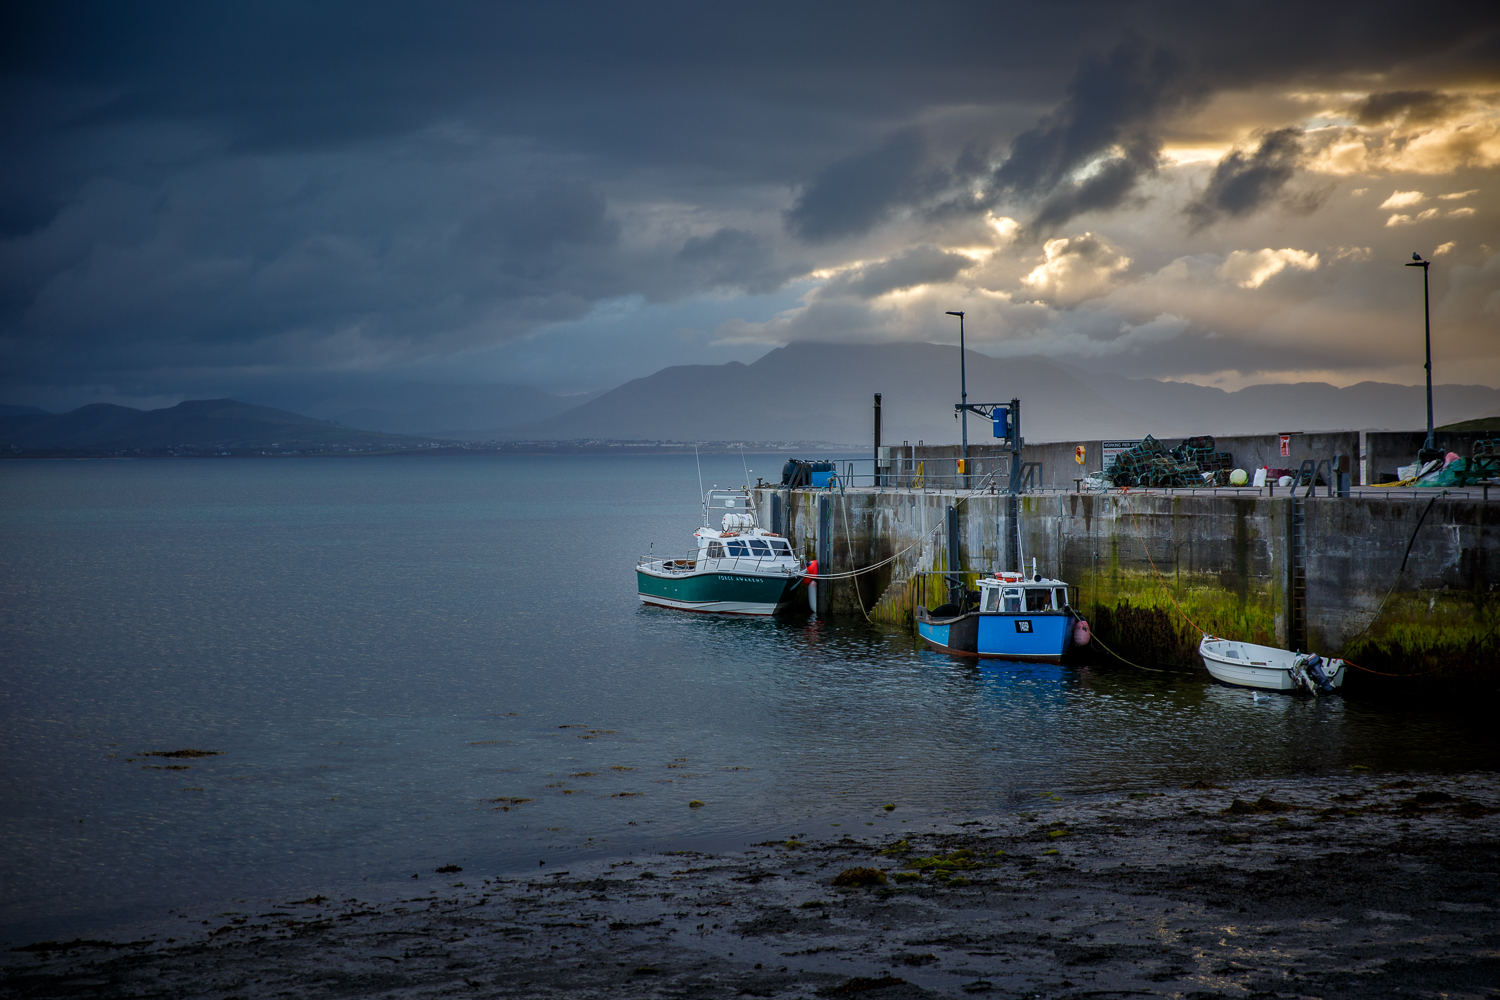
[767,457,1028,493]
[762,456,1498,501]
[637,551,802,575]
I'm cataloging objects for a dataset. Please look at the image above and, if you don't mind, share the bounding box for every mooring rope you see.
[1118,492,1477,681]
[838,492,876,624]
[1088,633,1165,673]
[793,475,1002,581]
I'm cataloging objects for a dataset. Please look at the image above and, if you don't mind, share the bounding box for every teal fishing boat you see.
[637,488,803,615]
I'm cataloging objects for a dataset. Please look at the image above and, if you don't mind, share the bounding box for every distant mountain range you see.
[300,382,604,437]
[496,342,1500,445]
[7,343,1500,452]
[0,399,430,454]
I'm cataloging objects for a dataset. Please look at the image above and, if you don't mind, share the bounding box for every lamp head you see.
[945,310,964,317]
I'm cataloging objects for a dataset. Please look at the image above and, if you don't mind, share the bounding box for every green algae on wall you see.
[869,570,987,626]
[1075,569,1281,669]
[761,485,1500,682]
[1337,590,1500,679]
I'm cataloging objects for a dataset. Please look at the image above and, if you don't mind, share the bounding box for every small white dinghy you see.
[1199,635,1346,695]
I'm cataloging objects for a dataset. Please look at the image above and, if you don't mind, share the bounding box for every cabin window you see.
[748,539,771,556]
[770,540,791,554]
[982,588,1000,612]
[1025,588,1054,612]
[706,542,725,558]
[1054,587,1067,607]
[1003,588,1023,612]
[726,540,749,556]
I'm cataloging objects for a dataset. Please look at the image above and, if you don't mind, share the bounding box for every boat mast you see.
[695,444,706,525]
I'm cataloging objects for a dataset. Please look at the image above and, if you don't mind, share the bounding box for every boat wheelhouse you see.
[637,488,803,615]
[916,570,1083,663]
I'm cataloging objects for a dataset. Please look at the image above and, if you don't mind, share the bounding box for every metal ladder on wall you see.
[1290,498,1307,652]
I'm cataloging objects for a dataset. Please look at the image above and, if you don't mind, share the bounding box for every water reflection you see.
[2,454,1495,943]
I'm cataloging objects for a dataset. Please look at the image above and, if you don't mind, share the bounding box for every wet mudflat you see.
[6,771,1496,1000]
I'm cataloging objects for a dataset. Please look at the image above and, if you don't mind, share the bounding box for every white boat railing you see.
[637,550,802,576]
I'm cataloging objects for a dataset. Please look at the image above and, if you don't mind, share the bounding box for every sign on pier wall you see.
[1101,440,1143,470]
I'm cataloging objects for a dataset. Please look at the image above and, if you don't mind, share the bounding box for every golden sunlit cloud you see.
[1021,233,1131,306]
[986,214,1021,243]
[1161,146,1231,165]
[1380,190,1426,209]
[1302,96,1500,175]
[1385,209,1444,226]
[1218,248,1319,288]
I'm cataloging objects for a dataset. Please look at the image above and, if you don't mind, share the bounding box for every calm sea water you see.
[2,455,1494,942]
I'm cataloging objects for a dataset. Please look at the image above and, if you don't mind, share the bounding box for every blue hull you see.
[918,611,1072,663]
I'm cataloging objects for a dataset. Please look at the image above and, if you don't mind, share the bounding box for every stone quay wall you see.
[757,486,1500,685]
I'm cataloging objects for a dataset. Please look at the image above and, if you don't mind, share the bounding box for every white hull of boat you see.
[637,594,783,615]
[1199,637,1345,692]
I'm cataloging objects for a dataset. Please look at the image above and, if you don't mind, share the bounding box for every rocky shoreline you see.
[4,772,1497,999]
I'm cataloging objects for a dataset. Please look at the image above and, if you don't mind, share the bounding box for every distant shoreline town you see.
[3,439,854,460]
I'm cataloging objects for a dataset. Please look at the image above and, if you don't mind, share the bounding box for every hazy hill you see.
[8,345,1496,451]
[508,342,1142,445]
[303,382,603,437]
[1063,367,1500,437]
[0,399,429,453]
[508,343,1500,445]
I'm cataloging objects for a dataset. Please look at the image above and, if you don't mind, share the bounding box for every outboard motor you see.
[1303,654,1335,694]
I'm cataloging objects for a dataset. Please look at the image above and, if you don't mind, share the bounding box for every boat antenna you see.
[1015,508,1026,578]
[695,444,706,515]
[739,443,751,488]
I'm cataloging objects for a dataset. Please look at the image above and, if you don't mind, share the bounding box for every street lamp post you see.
[946,310,966,487]
[1405,253,1435,456]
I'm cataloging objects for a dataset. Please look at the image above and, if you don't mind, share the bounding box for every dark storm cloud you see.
[824,246,975,298]
[674,228,804,295]
[1184,128,1307,229]
[1029,156,1153,232]
[457,180,618,259]
[980,37,1202,233]
[993,39,1192,195]
[1352,90,1465,126]
[785,128,934,242]
[3,1,1500,407]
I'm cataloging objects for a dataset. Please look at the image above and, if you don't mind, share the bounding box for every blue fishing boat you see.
[916,569,1088,663]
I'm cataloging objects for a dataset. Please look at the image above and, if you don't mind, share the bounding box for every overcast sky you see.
[3,1,1498,412]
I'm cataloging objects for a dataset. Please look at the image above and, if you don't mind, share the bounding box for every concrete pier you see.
[757,485,1500,683]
